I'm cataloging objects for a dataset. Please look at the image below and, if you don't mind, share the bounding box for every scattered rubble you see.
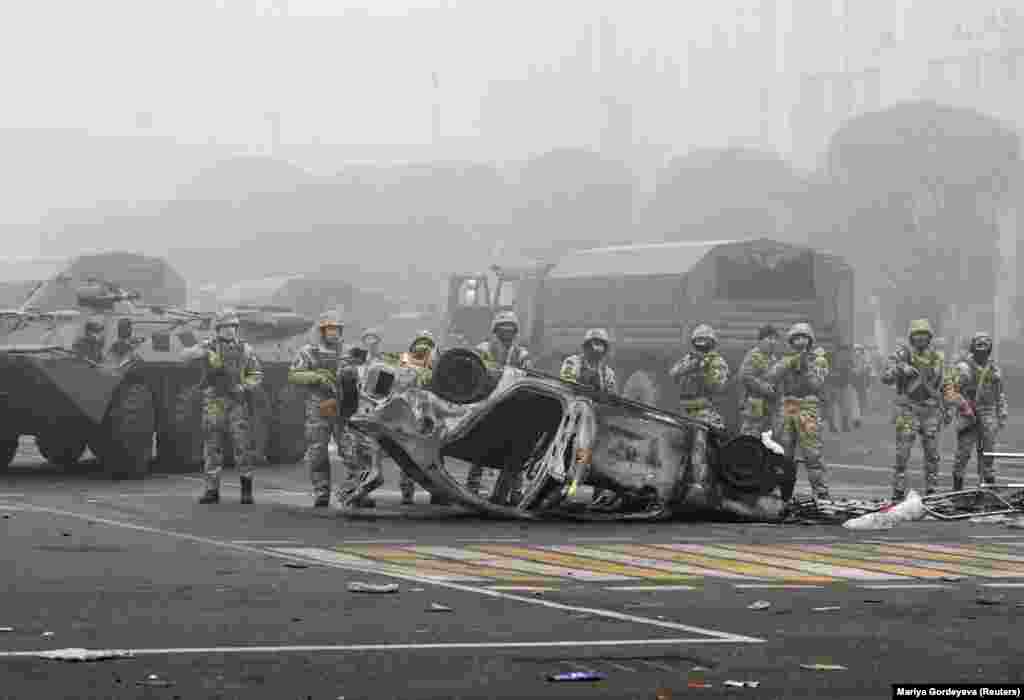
[347,582,399,594]
[723,680,761,688]
[747,600,771,610]
[800,664,848,671]
[427,602,453,613]
[546,671,605,682]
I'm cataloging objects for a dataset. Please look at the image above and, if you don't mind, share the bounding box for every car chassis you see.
[344,348,797,521]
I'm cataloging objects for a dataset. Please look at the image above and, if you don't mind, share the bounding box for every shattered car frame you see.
[345,348,797,521]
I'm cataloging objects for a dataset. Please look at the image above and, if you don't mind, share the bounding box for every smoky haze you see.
[0,0,1021,350]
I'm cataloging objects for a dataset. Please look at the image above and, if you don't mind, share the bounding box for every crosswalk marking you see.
[471,545,685,582]
[744,544,969,580]
[612,544,834,583]
[306,541,1024,587]
[670,544,910,581]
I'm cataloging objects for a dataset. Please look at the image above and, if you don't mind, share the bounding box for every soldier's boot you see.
[313,488,330,508]
[953,475,964,492]
[400,481,415,505]
[198,489,220,504]
[353,496,376,508]
[240,477,254,505]
[401,492,415,506]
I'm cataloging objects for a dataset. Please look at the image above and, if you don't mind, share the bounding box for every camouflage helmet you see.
[361,327,381,342]
[583,328,611,348]
[491,310,519,333]
[907,318,933,340]
[690,323,717,346]
[214,310,240,328]
[317,310,344,331]
[410,330,436,351]
[970,332,994,352]
[787,322,815,346]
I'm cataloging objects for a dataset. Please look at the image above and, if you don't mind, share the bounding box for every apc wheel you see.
[36,433,88,467]
[266,384,307,465]
[0,437,17,472]
[95,381,156,480]
[622,370,661,407]
[158,385,203,472]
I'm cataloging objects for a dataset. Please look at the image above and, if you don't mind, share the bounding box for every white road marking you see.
[859,584,956,590]
[488,586,558,592]
[0,637,768,659]
[606,585,697,592]
[10,503,763,644]
[969,536,1024,540]
[980,583,1024,588]
[733,585,825,590]
[231,540,305,546]
[606,661,638,672]
[0,493,26,498]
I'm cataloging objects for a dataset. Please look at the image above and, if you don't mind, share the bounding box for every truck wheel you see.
[36,433,88,467]
[0,437,18,471]
[267,384,307,464]
[622,370,661,407]
[158,385,203,472]
[95,381,156,480]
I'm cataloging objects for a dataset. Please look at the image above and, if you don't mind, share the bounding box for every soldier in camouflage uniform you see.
[739,324,780,438]
[467,311,532,497]
[880,319,952,499]
[670,324,729,486]
[945,332,1009,491]
[287,310,357,508]
[764,322,831,500]
[182,310,264,505]
[560,328,619,507]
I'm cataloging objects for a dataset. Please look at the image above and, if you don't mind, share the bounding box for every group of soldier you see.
[183,305,1009,509]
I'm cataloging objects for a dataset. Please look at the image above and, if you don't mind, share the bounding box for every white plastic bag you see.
[843,490,925,530]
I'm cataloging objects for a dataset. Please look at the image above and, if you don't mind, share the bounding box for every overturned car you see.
[345,348,797,521]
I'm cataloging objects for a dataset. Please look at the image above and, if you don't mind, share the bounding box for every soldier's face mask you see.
[217,325,238,341]
[495,325,518,344]
[584,340,607,359]
[910,333,931,352]
[790,335,810,351]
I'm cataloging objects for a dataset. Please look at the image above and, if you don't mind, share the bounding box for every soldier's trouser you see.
[892,401,941,497]
[774,397,829,498]
[739,397,774,438]
[953,410,1000,486]
[854,383,870,417]
[203,396,252,491]
[303,398,338,499]
[680,400,724,485]
[338,426,390,501]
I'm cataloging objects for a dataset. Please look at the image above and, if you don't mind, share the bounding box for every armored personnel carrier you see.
[0,253,314,476]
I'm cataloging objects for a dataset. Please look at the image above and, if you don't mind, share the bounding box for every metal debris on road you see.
[136,673,174,688]
[941,575,964,582]
[41,631,54,637]
[976,595,1005,606]
[723,680,761,688]
[0,627,13,632]
[283,562,310,569]
[347,582,399,594]
[546,670,606,682]
[36,648,134,662]
[812,606,841,612]
[410,587,425,592]
[800,664,848,671]
[747,600,771,610]
[863,599,884,604]
[427,602,453,612]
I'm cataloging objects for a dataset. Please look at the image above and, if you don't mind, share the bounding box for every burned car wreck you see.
[345,348,797,522]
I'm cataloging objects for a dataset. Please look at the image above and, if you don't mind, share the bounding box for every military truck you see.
[0,253,314,475]
[469,238,854,432]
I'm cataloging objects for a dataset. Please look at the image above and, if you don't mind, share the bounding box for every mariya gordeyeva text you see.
[895,687,1022,698]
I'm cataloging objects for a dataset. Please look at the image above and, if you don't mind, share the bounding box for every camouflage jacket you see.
[881,345,948,405]
[945,357,1008,419]
[197,337,263,399]
[476,340,531,370]
[288,342,350,396]
[560,354,617,394]
[669,350,729,400]
[739,346,777,401]
[765,347,828,399]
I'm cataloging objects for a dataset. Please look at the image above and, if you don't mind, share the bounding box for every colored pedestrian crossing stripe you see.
[272,542,1024,589]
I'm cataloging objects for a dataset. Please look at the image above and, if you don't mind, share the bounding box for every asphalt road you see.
[3,413,1024,699]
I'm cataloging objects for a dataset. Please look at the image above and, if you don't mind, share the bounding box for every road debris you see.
[0,627,13,632]
[723,680,761,688]
[347,582,399,594]
[863,599,884,604]
[41,631,54,638]
[800,664,848,671]
[136,673,174,688]
[427,602,453,613]
[812,606,841,612]
[941,575,964,582]
[37,648,134,662]
[976,595,1005,606]
[410,587,425,592]
[546,670,605,682]
[747,600,771,610]
[283,562,310,569]
[843,490,925,530]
